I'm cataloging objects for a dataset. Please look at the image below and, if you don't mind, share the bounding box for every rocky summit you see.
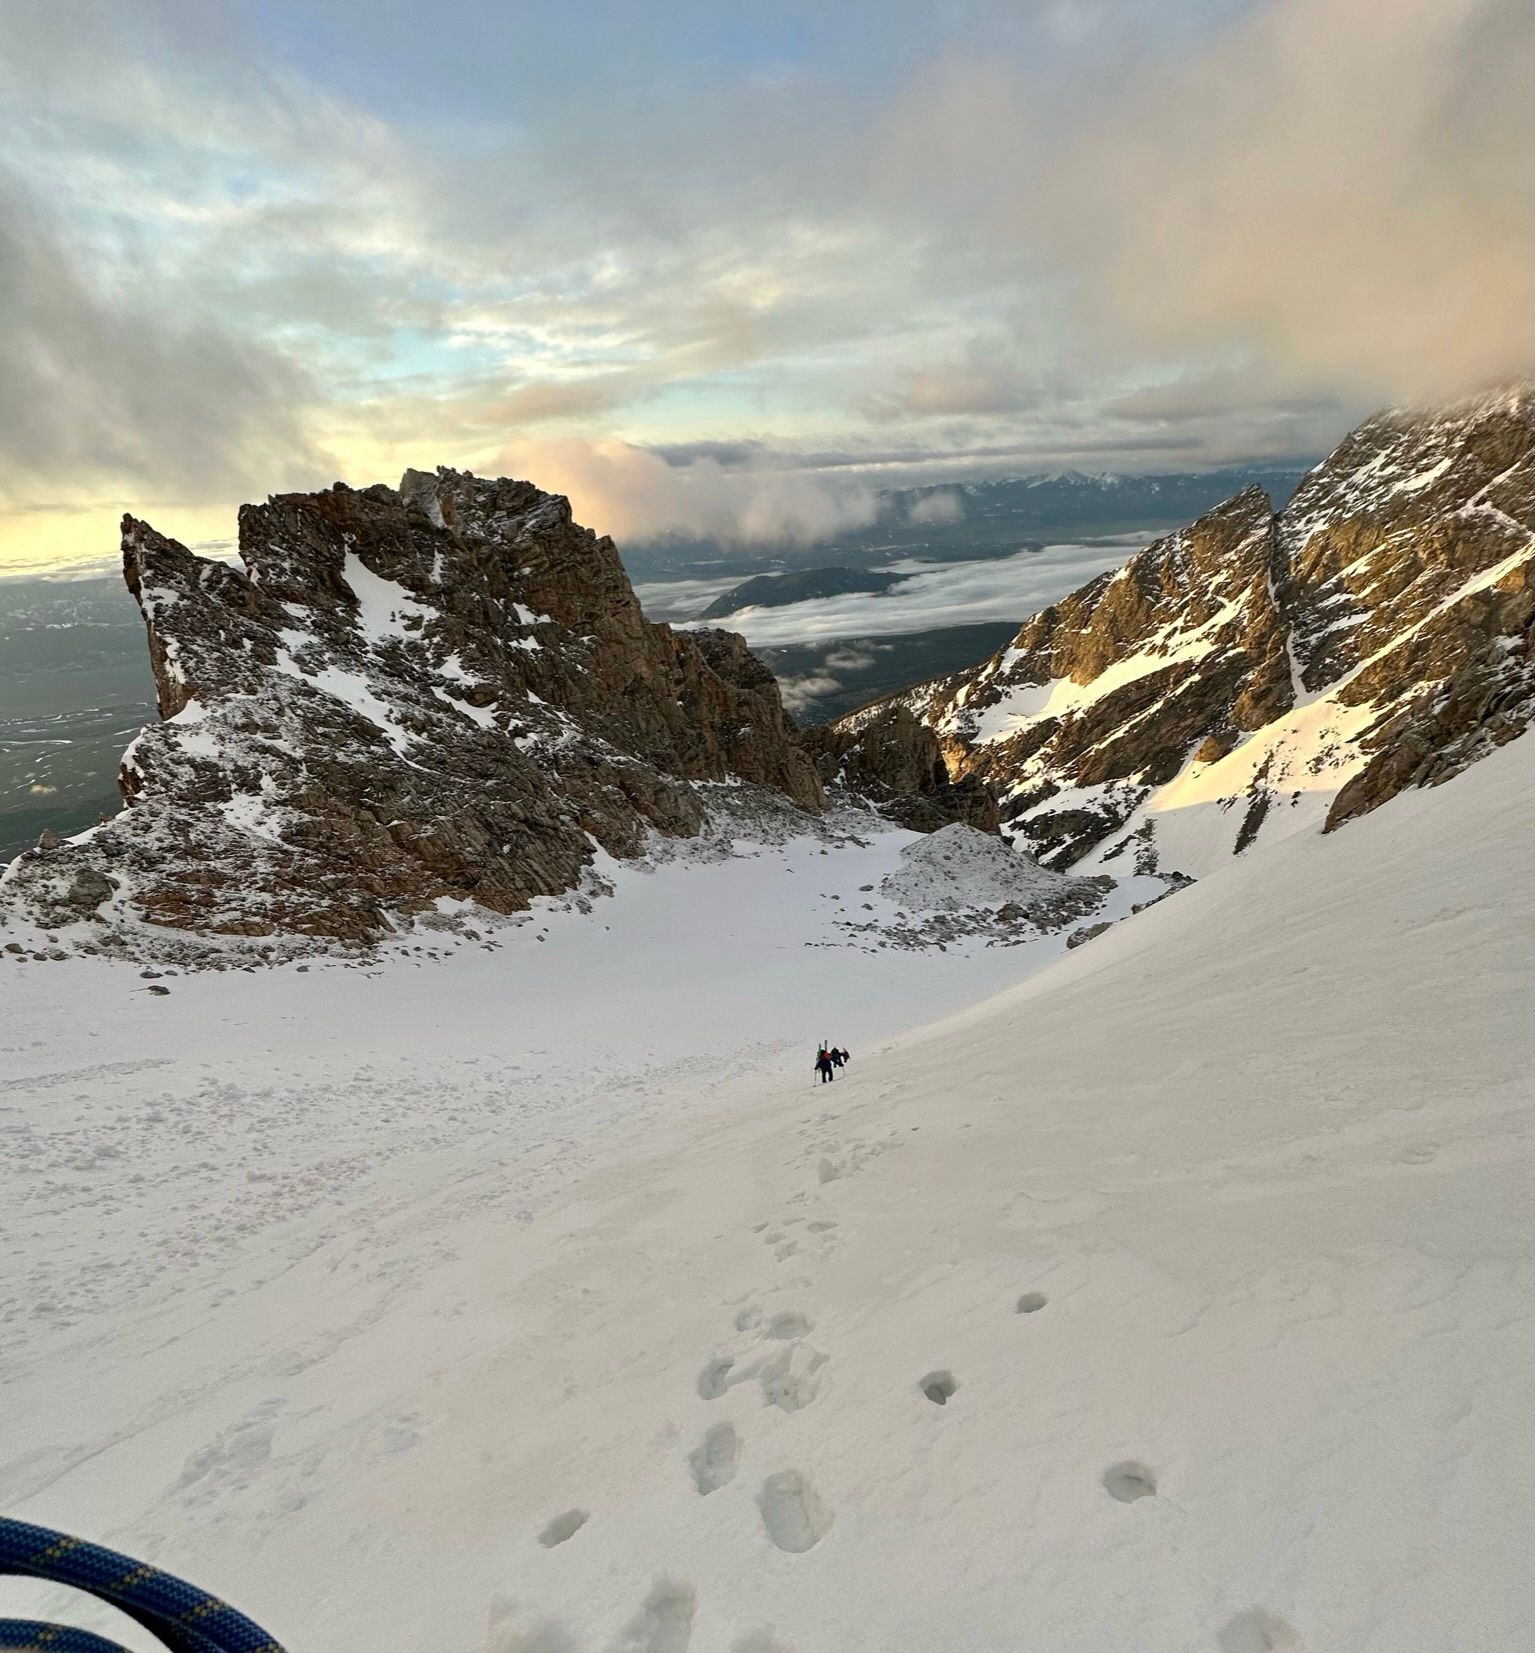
[854,387,1535,877]
[0,469,857,953]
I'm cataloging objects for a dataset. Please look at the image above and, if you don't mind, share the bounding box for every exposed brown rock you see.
[1066,921,1113,949]
[1327,560,1535,828]
[803,704,1000,833]
[854,388,1535,872]
[1,468,825,948]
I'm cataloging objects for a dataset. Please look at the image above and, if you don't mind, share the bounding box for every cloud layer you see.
[677,535,1147,648]
[1035,0,1535,400]
[0,175,327,503]
[1,0,1530,572]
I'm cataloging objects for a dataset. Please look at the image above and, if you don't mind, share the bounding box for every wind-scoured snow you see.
[2,740,1531,1652]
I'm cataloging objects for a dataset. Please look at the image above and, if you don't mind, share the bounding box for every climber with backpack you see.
[815,1047,835,1083]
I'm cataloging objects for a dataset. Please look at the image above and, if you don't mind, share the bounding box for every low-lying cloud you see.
[776,673,846,716]
[907,491,964,526]
[678,533,1147,649]
[498,438,878,547]
[823,641,888,673]
[774,644,890,717]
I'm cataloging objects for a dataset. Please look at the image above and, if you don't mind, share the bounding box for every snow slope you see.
[3,740,1532,1652]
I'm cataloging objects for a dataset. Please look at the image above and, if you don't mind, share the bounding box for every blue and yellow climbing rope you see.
[0,1519,285,1653]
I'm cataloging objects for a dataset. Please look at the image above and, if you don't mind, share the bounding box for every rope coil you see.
[0,1520,285,1653]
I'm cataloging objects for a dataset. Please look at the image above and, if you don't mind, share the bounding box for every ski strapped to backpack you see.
[0,1518,286,1653]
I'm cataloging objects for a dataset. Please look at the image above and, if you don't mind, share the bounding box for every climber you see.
[829,1046,846,1068]
[815,1047,835,1083]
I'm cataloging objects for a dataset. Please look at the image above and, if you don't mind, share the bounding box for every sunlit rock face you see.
[856,388,1535,877]
[0,468,826,947]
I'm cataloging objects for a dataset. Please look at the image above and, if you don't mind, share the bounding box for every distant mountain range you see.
[911,463,1315,537]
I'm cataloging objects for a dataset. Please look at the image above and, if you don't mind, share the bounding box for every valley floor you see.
[2,748,1532,1652]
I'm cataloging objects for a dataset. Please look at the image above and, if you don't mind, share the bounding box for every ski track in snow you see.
[3,747,1534,1652]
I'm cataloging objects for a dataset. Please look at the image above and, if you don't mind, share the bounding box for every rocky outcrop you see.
[858,387,1535,876]
[0,469,826,949]
[1325,568,1535,827]
[803,705,1000,834]
[877,822,1105,921]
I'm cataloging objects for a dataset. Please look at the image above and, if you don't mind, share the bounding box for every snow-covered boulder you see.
[880,822,1106,923]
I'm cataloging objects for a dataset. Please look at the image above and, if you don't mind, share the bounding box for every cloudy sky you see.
[3,0,1532,574]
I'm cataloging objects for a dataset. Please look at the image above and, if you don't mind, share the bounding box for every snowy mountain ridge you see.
[856,387,1535,876]
[0,469,1012,962]
[2,401,1531,1653]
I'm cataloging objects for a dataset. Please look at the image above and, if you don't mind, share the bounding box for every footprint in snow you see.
[1102,1461,1157,1503]
[371,1410,427,1456]
[759,1344,827,1412]
[1015,1292,1048,1314]
[173,1397,285,1507]
[919,1370,959,1406]
[688,1423,740,1495]
[538,1509,589,1548]
[609,1579,696,1653]
[1216,1607,1304,1651]
[485,1596,578,1653]
[1394,1143,1438,1165]
[758,1471,833,1553]
[698,1356,738,1399]
[764,1310,812,1340]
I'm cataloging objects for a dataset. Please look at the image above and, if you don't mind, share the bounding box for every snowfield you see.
[3,740,1533,1653]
